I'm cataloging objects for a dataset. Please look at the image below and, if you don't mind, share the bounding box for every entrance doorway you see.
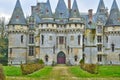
[57,51,66,64]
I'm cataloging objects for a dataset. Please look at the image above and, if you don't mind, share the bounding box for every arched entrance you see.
[57,51,66,64]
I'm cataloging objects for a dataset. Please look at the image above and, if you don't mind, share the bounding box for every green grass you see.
[3,66,22,76]
[27,66,52,78]
[3,66,52,78]
[69,65,120,78]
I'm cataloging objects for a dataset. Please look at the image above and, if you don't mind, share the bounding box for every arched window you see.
[21,35,23,43]
[45,55,48,62]
[74,55,78,61]
[78,35,81,45]
[111,44,115,52]
[41,35,44,45]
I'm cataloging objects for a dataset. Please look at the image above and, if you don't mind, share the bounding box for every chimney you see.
[68,0,71,10]
[88,9,93,23]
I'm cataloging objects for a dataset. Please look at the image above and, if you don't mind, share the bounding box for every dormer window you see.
[46,9,49,12]
[16,16,19,19]
[60,13,63,16]
[74,9,76,12]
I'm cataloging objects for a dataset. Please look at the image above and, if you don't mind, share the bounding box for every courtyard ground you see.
[5,65,120,80]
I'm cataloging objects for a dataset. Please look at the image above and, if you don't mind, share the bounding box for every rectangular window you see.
[98,54,102,62]
[49,36,52,40]
[71,36,74,41]
[119,54,120,61]
[29,34,34,44]
[97,45,102,52]
[41,35,44,45]
[98,26,102,33]
[29,46,34,56]
[97,36,102,43]
[21,35,23,43]
[78,35,81,45]
[10,48,12,54]
[59,36,64,44]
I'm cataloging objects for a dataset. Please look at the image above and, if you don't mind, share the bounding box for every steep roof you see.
[97,0,105,13]
[55,0,69,19]
[106,0,120,26]
[9,0,26,25]
[43,0,53,18]
[70,0,80,18]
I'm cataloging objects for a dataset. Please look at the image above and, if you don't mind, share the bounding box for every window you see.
[29,34,34,44]
[97,36,102,43]
[98,54,102,62]
[119,54,120,61]
[71,36,74,41]
[10,48,12,54]
[41,35,44,45]
[45,55,48,62]
[97,45,102,52]
[74,55,78,61]
[59,36,64,44]
[83,54,85,61]
[78,35,81,45]
[29,46,34,56]
[75,24,77,27]
[49,36,52,40]
[21,35,23,43]
[97,26,102,33]
[111,44,115,52]
[106,36,108,43]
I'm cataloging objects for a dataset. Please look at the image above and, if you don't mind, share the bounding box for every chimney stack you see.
[88,9,93,23]
[68,0,71,10]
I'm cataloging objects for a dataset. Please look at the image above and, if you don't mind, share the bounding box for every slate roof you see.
[43,0,53,18]
[106,0,120,26]
[97,0,105,13]
[55,0,69,19]
[9,0,26,25]
[70,0,80,18]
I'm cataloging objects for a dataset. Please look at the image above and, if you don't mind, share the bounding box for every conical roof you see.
[106,0,120,26]
[55,0,69,18]
[43,0,53,18]
[70,0,80,18]
[9,0,26,25]
[97,0,105,13]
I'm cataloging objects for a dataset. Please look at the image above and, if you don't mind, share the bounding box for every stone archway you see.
[57,51,66,64]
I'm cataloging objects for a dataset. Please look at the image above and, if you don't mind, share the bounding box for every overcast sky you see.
[0,0,120,22]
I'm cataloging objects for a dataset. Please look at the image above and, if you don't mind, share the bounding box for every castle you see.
[8,0,120,65]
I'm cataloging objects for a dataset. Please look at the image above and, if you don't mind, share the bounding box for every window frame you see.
[29,46,34,56]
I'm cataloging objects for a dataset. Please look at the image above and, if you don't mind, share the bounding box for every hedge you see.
[0,64,5,80]
[21,63,44,75]
[80,63,98,74]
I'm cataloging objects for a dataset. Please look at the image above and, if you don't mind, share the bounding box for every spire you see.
[9,0,26,25]
[97,0,105,13]
[43,0,53,18]
[70,0,80,18]
[55,0,69,18]
[106,0,120,26]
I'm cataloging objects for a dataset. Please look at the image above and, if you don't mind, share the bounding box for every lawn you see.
[27,66,52,78]
[69,65,120,78]
[3,66,52,78]
[3,66,22,76]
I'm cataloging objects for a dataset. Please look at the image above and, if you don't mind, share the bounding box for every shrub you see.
[21,63,44,75]
[39,59,44,64]
[0,64,5,80]
[80,63,98,74]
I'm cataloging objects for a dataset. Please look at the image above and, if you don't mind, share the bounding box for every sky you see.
[0,0,120,22]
